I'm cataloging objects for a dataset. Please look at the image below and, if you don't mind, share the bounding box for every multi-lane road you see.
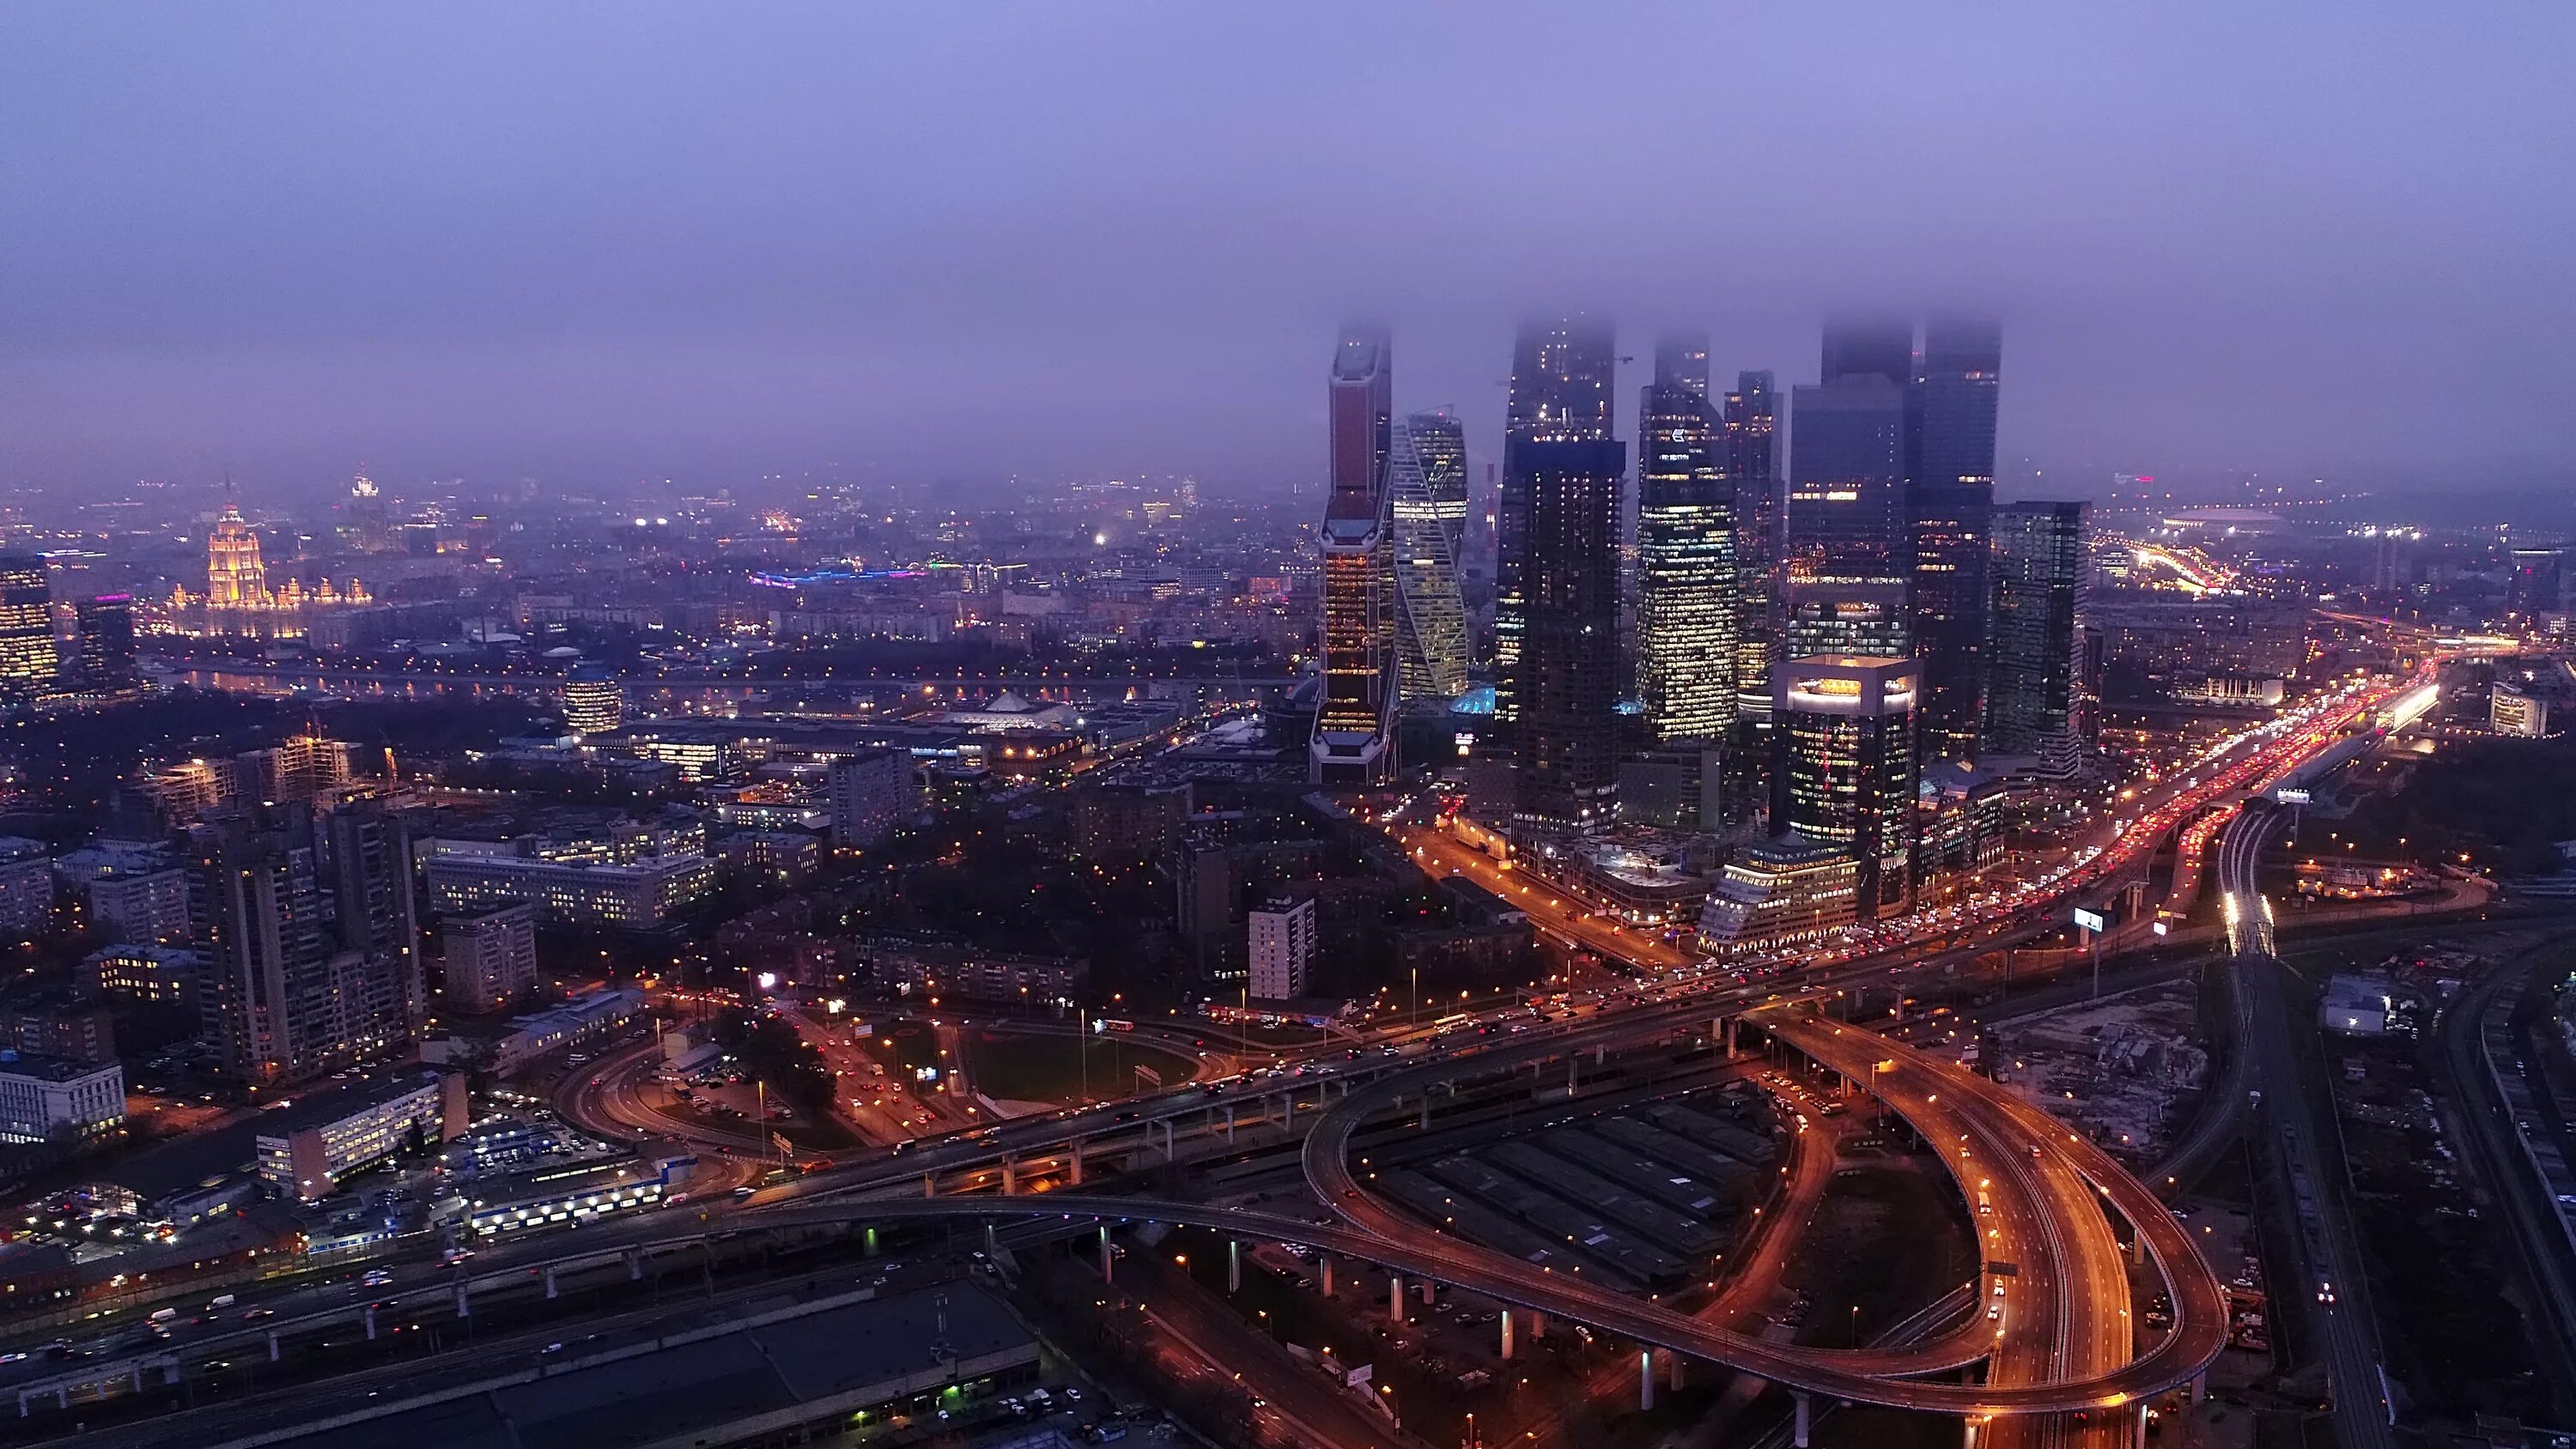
[3,660,2440,1440]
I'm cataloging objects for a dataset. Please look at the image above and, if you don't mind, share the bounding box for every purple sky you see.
[5,4,2572,504]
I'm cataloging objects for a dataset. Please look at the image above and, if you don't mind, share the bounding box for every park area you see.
[962,1025,1199,1107]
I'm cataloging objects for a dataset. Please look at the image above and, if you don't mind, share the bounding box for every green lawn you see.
[963,1027,1198,1106]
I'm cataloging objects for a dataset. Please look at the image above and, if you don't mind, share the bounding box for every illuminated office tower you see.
[1911,318,2002,759]
[1724,372,1780,724]
[1984,501,2091,772]
[562,664,625,735]
[1388,412,1471,700]
[1635,338,1737,743]
[1310,325,1398,785]
[1784,362,1911,658]
[0,555,59,696]
[1774,654,1920,920]
[1500,316,1624,832]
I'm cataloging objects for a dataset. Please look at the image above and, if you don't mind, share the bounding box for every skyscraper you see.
[1388,412,1471,700]
[1501,316,1625,832]
[1724,372,1780,725]
[0,555,59,697]
[1635,337,1737,743]
[1984,501,2091,773]
[1911,318,2002,759]
[1774,655,1920,920]
[74,594,137,686]
[1311,326,1398,785]
[1820,318,1915,386]
[1783,369,1911,658]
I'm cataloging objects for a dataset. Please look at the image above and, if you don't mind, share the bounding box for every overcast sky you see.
[5,4,2572,506]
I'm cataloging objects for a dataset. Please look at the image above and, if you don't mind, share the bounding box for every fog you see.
[4,3,2571,503]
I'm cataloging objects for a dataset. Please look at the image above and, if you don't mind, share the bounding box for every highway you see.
[2434,950,2576,1412]
[2215,796,2397,1447]
[1,661,2437,1440]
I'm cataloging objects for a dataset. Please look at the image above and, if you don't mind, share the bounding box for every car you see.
[2316,1281,2336,1305]
[244,1307,277,1321]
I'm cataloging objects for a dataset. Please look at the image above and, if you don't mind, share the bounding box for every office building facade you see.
[1388,410,1472,700]
[1312,325,1399,785]
[73,594,137,686]
[1984,501,2092,768]
[1910,318,2002,758]
[1774,655,1921,920]
[1501,317,1625,832]
[0,555,58,698]
[1635,339,1738,744]
[1784,369,1911,658]
[1724,372,1780,725]
[562,665,624,734]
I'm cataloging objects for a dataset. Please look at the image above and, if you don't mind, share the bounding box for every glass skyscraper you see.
[1911,317,2002,760]
[1636,336,1736,743]
[1724,371,1779,725]
[1774,654,1921,920]
[1984,500,2091,773]
[1389,410,1471,700]
[1783,368,1911,659]
[1311,325,1398,785]
[1501,316,1624,833]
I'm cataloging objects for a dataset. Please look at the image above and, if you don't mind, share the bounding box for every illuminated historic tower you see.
[206,500,270,609]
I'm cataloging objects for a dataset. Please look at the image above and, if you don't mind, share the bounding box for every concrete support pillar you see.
[2189,1370,2206,1403]
[53,1389,65,1411]
[924,1171,936,1197]
[544,1266,559,1299]
[17,1389,30,1417]
[1667,1352,1684,1391]
[1794,1391,1811,1448]
[1224,1105,1236,1143]
[1499,1310,1514,1361]
[1594,1045,1605,1066]
[1640,1350,1655,1412]
[625,1245,644,1280]
[131,1367,145,1393]
[984,1221,997,1252]
[1000,1157,1017,1195]
[1389,1275,1404,1325]
[2130,1233,2146,1266]
[1321,1255,1334,1297]
[1530,1310,1546,1339]
[1069,1138,1085,1185]
[453,1281,471,1318]
[1099,1225,1113,1283]
[268,1330,281,1362]
[363,1305,378,1340]
[1963,1416,1982,1449]
[2132,1404,2148,1449]
[1567,1056,1578,1094]
[161,1361,179,1386]
[1228,1240,1241,1294]
[1419,1094,1431,1131]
